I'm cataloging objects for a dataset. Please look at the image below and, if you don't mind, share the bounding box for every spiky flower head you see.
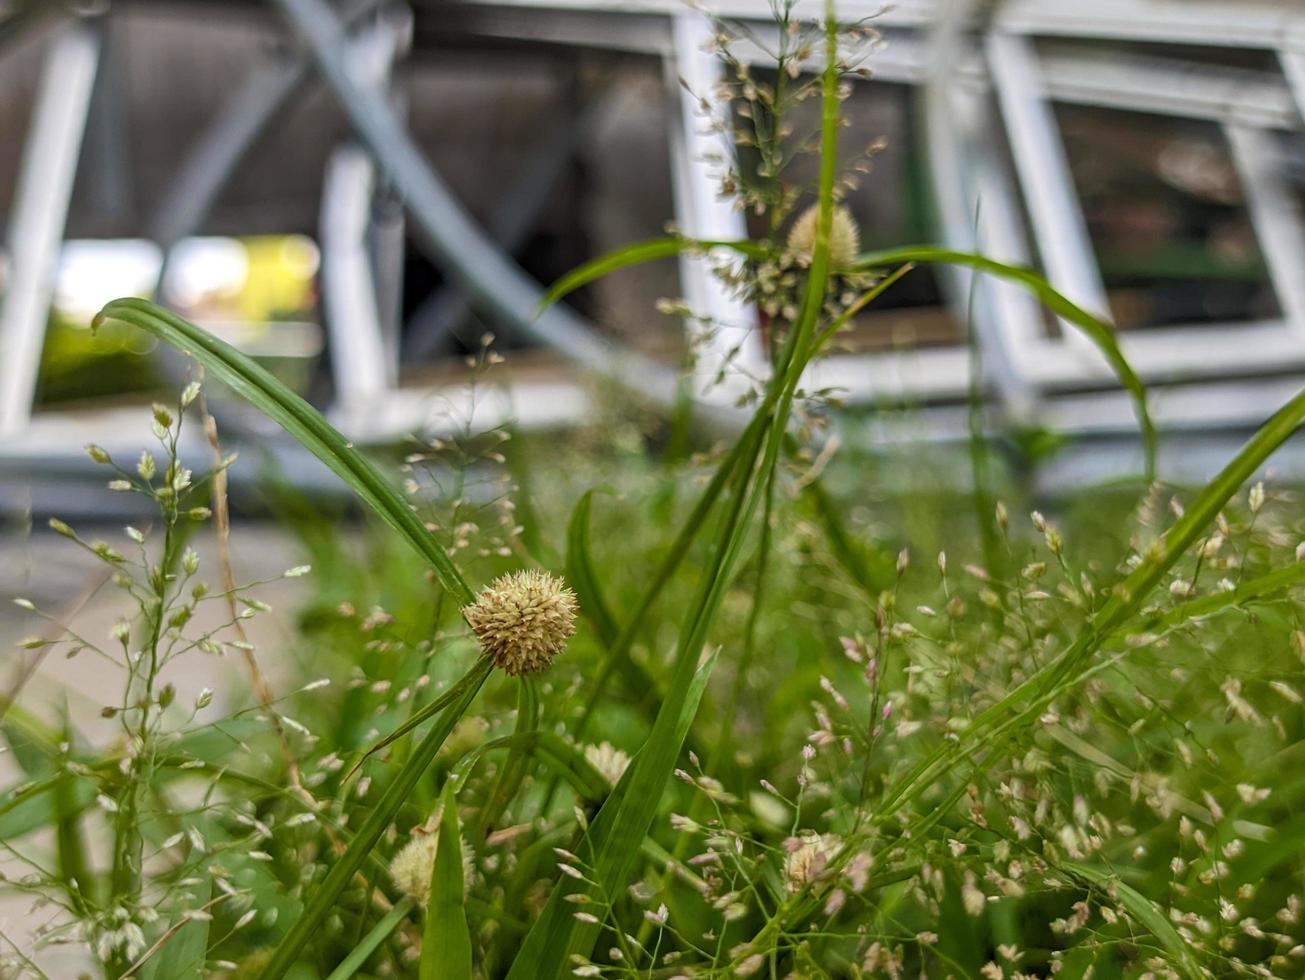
[388,813,475,904]
[465,569,578,676]
[786,203,861,271]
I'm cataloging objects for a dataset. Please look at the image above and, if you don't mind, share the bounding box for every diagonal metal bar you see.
[147,0,382,256]
[272,0,697,419]
[403,88,611,361]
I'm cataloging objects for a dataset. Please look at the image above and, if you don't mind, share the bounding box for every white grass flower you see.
[584,741,631,787]
[783,832,840,893]
[465,570,578,676]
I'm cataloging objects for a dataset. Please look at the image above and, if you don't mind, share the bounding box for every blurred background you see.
[1,0,1305,516]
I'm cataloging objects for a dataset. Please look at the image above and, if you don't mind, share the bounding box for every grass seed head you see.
[787,203,861,271]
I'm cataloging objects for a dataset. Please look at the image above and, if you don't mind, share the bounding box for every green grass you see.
[4,3,1305,977]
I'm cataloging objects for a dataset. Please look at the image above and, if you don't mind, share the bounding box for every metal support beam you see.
[666,11,763,399]
[920,0,1039,423]
[1282,34,1305,127]
[403,88,612,360]
[985,30,1111,364]
[321,146,389,432]
[1225,123,1305,340]
[0,22,100,438]
[273,0,703,421]
[149,0,383,258]
[320,11,406,434]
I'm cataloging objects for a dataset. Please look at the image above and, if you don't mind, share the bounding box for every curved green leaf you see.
[93,298,475,607]
[536,237,766,314]
[1065,862,1203,978]
[451,730,611,804]
[566,490,619,648]
[257,658,492,980]
[853,246,1157,478]
[422,782,473,980]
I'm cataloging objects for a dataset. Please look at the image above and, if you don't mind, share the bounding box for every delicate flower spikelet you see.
[584,741,631,787]
[783,832,841,893]
[786,204,861,271]
[388,815,475,904]
[465,569,578,676]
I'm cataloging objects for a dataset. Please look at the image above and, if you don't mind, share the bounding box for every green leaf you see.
[1132,560,1305,635]
[566,490,619,648]
[451,730,611,804]
[257,658,492,980]
[137,879,212,980]
[880,381,1305,821]
[477,678,539,837]
[536,237,765,314]
[0,773,94,842]
[505,649,720,979]
[54,745,94,913]
[349,668,493,778]
[1065,863,1203,978]
[852,246,1157,479]
[324,897,415,980]
[92,298,475,608]
[421,783,473,980]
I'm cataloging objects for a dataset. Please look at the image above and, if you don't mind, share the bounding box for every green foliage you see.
[5,4,1305,978]
[422,783,474,980]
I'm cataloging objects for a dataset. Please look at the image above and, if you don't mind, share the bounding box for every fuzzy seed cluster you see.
[465,569,578,676]
[388,816,475,904]
[786,203,862,271]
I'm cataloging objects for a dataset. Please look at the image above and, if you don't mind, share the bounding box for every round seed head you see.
[388,815,475,903]
[786,203,861,271]
[465,569,578,676]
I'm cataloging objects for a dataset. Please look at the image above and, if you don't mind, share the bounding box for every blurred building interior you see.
[2,0,1305,510]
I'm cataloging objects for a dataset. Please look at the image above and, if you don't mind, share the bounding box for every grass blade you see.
[257,658,492,980]
[1133,560,1305,635]
[421,783,473,980]
[325,897,415,980]
[135,880,211,980]
[505,649,720,979]
[536,237,765,314]
[93,298,475,607]
[451,730,611,804]
[477,677,538,837]
[566,490,619,647]
[880,382,1305,822]
[1065,862,1203,977]
[54,740,93,913]
[852,246,1157,478]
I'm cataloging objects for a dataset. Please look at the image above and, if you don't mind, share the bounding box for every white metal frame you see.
[439,0,1305,424]
[0,22,100,438]
[5,0,1305,457]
